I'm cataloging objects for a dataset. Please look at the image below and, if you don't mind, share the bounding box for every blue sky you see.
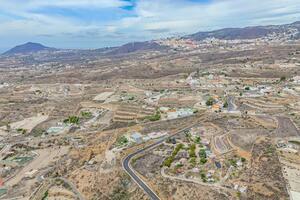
[0,0,300,51]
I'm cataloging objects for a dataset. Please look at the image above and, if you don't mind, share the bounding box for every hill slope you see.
[187,21,300,41]
[3,42,55,55]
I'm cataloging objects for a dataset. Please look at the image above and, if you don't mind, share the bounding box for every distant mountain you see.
[187,21,300,41]
[3,42,55,55]
[106,41,167,55]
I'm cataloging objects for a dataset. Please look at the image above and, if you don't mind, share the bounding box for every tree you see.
[280,76,286,82]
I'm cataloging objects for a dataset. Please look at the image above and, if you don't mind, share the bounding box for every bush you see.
[163,157,174,168]
[163,143,183,167]
[189,144,196,158]
[42,191,48,200]
[244,86,250,90]
[81,111,92,118]
[189,157,196,167]
[146,111,161,121]
[199,149,206,158]
[194,136,201,144]
[17,128,27,134]
[200,172,207,182]
[206,97,214,106]
[229,159,237,167]
[64,116,80,124]
[116,136,128,146]
[223,101,228,108]
[280,76,286,81]
[200,157,207,164]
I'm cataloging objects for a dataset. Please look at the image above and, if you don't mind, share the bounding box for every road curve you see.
[122,124,197,200]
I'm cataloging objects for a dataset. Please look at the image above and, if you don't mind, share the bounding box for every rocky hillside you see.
[187,21,300,41]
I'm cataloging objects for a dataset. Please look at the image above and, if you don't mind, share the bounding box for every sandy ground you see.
[5,146,69,187]
[93,91,114,101]
[0,115,48,136]
[48,186,76,200]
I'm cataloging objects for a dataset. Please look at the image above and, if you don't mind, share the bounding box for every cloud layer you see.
[0,0,300,50]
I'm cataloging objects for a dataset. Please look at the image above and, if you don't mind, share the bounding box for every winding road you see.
[122,124,198,200]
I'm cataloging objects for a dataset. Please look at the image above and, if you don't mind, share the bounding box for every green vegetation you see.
[280,76,286,82]
[16,128,27,134]
[41,190,48,200]
[244,86,250,90]
[128,96,135,100]
[145,111,161,121]
[116,135,129,147]
[194,136,201,144]
[31,128,45,137]
[223,101,228,108]
[189,157,196,167]
[63,116,80,124]
[200,171,207,182]
[199,149,206,158]
[239,92,243,96]
[175,163,184,169]
[81,111,92,118]
[229,159,237,167]
[206,97,214,106]
[200,157,207,164]
[189,144,196,158]
[198,149,207,164]
[241,157,246,163]
[163,143,184,167]
[266,145,276,155]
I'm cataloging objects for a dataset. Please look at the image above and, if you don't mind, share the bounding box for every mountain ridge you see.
[3,42,56,55]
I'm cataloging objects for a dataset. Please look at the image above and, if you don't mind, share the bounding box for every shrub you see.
[189,144,196,158]
[64,116,80,124]
[280,76,286,81]
[116,136,128,146]
[194,136,201,144]
[206,97,214,106]
[17,128,27,134]
[223,101,228,108]
[199,149,206,158]
[189,157,196,167]
[200,157,207,164]
[146,111,161,121]
[163,143,183,167]
[81,111,92,118]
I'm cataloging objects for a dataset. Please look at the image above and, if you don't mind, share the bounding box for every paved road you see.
[122,124,197,200]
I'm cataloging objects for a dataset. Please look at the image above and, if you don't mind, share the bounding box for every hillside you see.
[187,21,300,41]
[3,42,55,55]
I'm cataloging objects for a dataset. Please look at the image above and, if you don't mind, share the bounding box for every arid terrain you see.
[0,21,300,200]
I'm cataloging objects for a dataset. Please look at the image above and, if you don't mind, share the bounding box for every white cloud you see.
[0,0,300,49]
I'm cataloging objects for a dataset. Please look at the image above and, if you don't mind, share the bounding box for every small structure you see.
[130,132,143,143]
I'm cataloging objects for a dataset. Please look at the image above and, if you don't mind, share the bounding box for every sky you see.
[0,0,300,52]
